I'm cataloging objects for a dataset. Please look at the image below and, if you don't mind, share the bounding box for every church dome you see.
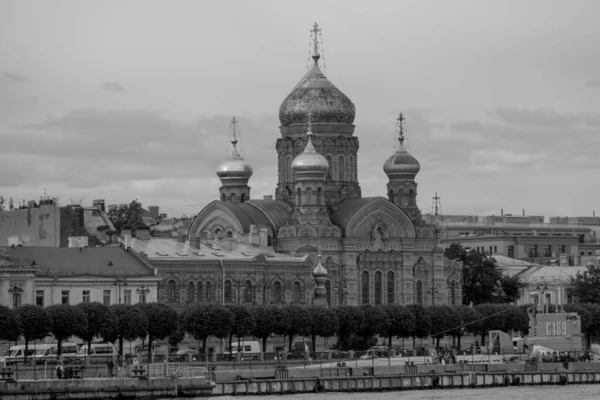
[312,254,328,278]
[216,142,253,180]
[383,114,420,179]
[292,125,329,175]
[279,55,356,126]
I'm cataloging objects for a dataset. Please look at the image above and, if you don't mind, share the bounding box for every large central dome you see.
[279,56,356,126]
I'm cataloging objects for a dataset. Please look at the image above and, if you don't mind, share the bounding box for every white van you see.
[226,341,261,361]
[0,345,35,366]
[77,343,117,362]
[29,342,80,365]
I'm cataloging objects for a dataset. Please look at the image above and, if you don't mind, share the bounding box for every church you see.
[185,24,462,308]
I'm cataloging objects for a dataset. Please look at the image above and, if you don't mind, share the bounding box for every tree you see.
[356,305,386,349]
[17,305,52,363]
[139,303,178,361]
[107,199,144,235]
[0,305,21,342]
[564,303,600,346]
[47,304,88,356]
[406,304,431,349]
[449,305,479,349]
[168,323,186,350]
[280,305,311,351]
[306,307,339,353]
[111,304,148,355]
[571,264,600,304]
[429,305,460,348]
[76,302,117,355]
[500,275,526,303]
[227,305,255,354]
[183,304,233,354]
[379,304,416,347]
[250,305,281,353]
[333,306,364,350]
[471,303,510,345]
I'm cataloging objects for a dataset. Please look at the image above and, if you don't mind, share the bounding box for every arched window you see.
[415,280,423,306]
[225,230,233,237]
[197,282,204,302]
[388,190,394,202]
[293,282,302,303]
[206,282,213,301]
[449,282,457,305]
[224,280,232,303]
[187,282,195,302]
[317,188,323,205]
[221,193,226,201]
[273,281,282,303]
[375,271,382,305]
[241,193,246,203]
[168,280,177,302]
[306,188,312,204]
[326,155,333,181]
[286,156,293,182]
[409,189,414,205]
[349,155,354,181]
[338,155,345,181]
[362,271,370,305]
[325,280,331,306]
[387,271,395,304]
[296,188,302,206]
[230,193,236,203]
[243,280,253,303]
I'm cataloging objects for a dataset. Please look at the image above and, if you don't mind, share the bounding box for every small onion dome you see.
[291,128,329,176]
[216,141,253,180]
[312,254,328,278]
[383,142,420,179]
[279,55,355,126]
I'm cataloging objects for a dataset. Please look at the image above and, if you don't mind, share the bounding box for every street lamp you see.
[136,284,150,304]
[113,277,128,304]
[8,284,23,308]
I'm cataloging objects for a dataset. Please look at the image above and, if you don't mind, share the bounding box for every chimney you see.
[190,236,202,250]
[258,227,269,247]
[522,209,525,216]
[121,229,132,250]
[68,236,88,249]
[93,199,105,212]
[249,225,259,246]
[148,206,159,219]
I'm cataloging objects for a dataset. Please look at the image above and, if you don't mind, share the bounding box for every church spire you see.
[310,22,321,63]
[216,116,253,203]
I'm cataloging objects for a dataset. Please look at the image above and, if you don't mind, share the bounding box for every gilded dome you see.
[291,126,329,175]
[216,142,253,180]
[312,255,328,278]
[383,143,420,178]
[279,56,356,126]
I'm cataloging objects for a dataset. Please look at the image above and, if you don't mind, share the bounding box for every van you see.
[29,342,81,365]
[0,345,35,366]
[226,341,261,361]
[77,343,117,362]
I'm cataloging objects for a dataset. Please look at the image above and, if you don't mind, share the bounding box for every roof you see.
[245,200,294,231]
[129,237,306,263]
[329,198,375,230]
[515,264,588,284]
[492,255,537,267]
[3,246,156,278]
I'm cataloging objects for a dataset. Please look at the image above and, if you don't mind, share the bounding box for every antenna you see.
[432,192,442,218]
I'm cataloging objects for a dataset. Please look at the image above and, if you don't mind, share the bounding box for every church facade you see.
[186,24,462,308]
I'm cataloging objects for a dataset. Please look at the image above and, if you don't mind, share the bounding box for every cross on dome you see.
[230,115,239,146]
[311,22,321,57]
[396,113,405,145]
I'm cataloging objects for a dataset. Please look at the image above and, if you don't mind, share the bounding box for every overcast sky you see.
[1,0,599,219]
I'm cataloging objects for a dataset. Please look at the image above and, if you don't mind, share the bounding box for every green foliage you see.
[76,302,116,353]
[182,304,233,353]
[17,305,52,362]
[429,305,460,347]
[107,199,145,235]
[445,243,524,305]
[449,305,479,349]
[139,303,179,361]
[280,305,312,350]
[564,303,600,344]
[306,306,339,353]
[59,206,95,247]
[406,304,431,339]
[356,305,386,349]
[110,304,148,355]
[167,324,186,348]
[228,305,255,339]
[250,305,281,352]
[333,306,364,350]
[379,304,416,347]
[571,264,600,304]
[47,304,88,355]
[471,303,509,345]
[0,305,21,341]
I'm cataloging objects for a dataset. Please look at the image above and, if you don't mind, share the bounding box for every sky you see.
[1,0,599,219]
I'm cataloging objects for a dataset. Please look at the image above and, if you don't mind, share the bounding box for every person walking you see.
[55,363,64,380]
[106,358,114,378]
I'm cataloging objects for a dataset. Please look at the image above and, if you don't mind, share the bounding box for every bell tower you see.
[216,116,253,203]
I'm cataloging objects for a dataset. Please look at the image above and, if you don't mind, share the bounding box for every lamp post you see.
[8,284,23,308]
[113,277,128,304]
[136,284,150,304]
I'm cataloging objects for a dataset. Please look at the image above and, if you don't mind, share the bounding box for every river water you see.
[214,385,600,400]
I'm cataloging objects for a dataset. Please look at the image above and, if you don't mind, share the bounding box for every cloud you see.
[101,81,125,93]
[450,120,482,131]
[3,71,29,82]
[586,79,600,87]
[495,107,580,127]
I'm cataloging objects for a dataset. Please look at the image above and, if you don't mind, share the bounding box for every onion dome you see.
[312,254,328,278]
[383,114,420,179]
[291,119,329,177]
[279,24,355,126]
[216,141,253,180]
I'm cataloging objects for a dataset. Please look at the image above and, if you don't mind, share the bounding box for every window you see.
[230,193,236,203]
[206,282,213,301]
[374,271,382,305]
[326,155,333,181]
[415,281,423,306]
[273,281,282,303]
[317,188,323,205]
[292,282,302,304]
[296,188,302,206]
[286,155,293,182]
[387,272,395,304]
[449,282,457,305]
[102,290,110,306]
[325,280,331,306]
[545,293,552,307]
[560,245,566,254]
[123,290,132,305]
[243,280,253,303]
[35,290,44,307]
[224,280,232,303]
[361,271,370,305]
[338,155,345,181]
[168,280,177,302]
[197,282,204,302]
[508,245,515,258]
[82,290,90,303]
[62,290,70,305]
[494,246,497,254]
[138,288,147,304]
[306,188,312,204]
[187,282,195,302]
